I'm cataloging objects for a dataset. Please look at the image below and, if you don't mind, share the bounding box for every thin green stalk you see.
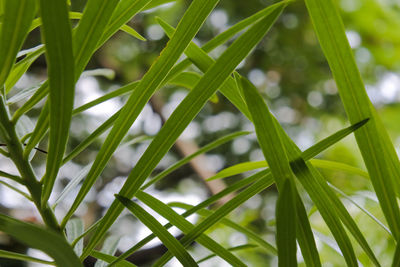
[0,97,60,232]
[0,180,32,201]
[0,147,9,157]
[0,170,24,184]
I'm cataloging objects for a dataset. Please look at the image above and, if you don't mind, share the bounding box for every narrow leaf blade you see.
[305,0,400,239]
[116,195,198,267]
[39,0,75,203]
[0,0,36,87]
[82,3,285,259]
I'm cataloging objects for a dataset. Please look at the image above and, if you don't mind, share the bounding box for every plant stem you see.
[0,96,61,232]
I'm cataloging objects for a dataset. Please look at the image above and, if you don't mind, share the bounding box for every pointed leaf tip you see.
[351,118,370,131]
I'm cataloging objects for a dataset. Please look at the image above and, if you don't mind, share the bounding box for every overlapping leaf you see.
[116,195,198,267]
[240,76,313,266]
[305,0,400,239]
[80,3,286,259]
[136,191,247,266]
[110,171,267,265]
[141,131,250,189]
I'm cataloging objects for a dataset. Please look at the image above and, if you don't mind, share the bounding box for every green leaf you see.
[158,17,249,118]
[329,184,391,235]
[239,76,377,265]
[168,72,219,103]
[0,179,32,201]
[16,44,44,58]
[22,71,218,165]
[6,82,42,105]
[196,244,257,264]
[112,170,266,264]
[66,218,84,257]
[280,124,379,267]
[12,80,49,123]
[295,193,322,266]
[208,159,369,182]
[10,0,266,121]
[0,214,82,267]
[0,249,54,265]
[30,11,145,41]
[153,174,276,266]
[207,161,268,181]
[313,231,347,260]
[116,195,199,267]
[29,12,146,41]
[91,250,137,267]
[168,202,277,255]
[163,0,292,101]
[12,0,152,120]
[0,0,36,88]
[207,118,370,181]
[81,3,285,260]
[136,191,247,267]
[393,242,400,267]
[145,0,176,10]
[82,68,116,80]
[39,0,75,204]
[67,0,222,254]
[0,170,23,184]
[71,219,103,249]
[11,0,142,120]
[97,0,152,46]
[240,76,298,266]
[141,131,250,189]
[305,0,400,239]
[311,159,369,179]
[62,111,120,164]
[15,0,121,125]
[72,0,120,77]
[301,119,369,161]
[5,45,45,93]
[72,81,138,116]
[276,179,297,267]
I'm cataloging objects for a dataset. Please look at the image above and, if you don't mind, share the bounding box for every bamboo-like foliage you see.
[0,0,397,265]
